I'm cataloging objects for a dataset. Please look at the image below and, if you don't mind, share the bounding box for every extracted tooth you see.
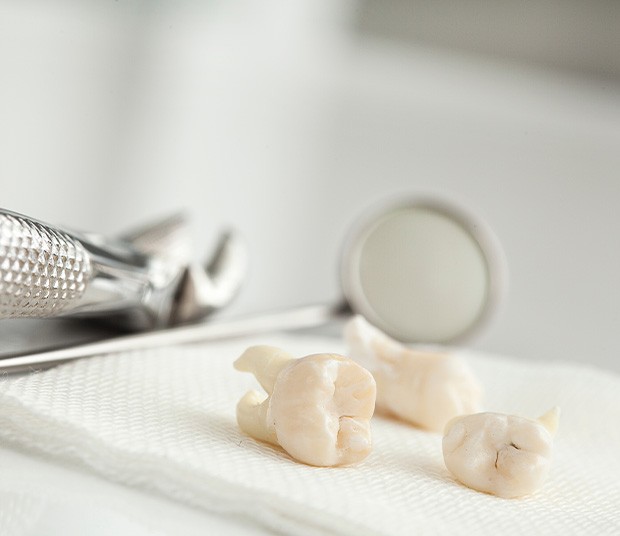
[344,315,482,432]
[234,346,376,467]
[442,408,560,498]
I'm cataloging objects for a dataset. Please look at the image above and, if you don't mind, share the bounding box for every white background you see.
[1,0,619,371]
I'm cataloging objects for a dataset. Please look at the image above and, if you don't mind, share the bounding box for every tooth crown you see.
[234,347,376,467]
[442,410,558,498]
[345,315,482,432]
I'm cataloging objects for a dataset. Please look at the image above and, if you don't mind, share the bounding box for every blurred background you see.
[1,0,618,370]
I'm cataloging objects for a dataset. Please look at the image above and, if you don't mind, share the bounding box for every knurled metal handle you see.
[0,211,93,318]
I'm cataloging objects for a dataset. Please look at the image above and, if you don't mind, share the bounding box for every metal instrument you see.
[0,197,506,373]
[0,209,247,330]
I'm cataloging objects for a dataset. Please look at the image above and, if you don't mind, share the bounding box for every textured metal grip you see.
[0,212,92,318]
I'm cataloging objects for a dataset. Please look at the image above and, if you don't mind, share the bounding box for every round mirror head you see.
[340,198,505,344]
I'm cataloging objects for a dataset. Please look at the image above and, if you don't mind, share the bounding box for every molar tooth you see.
[235,347,376,467]
[345,315,482,432]
[442,409,559,498]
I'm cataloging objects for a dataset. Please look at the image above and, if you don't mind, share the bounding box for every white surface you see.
[0,2,619,368]
[0,448,268,536]
[1,334,619,535]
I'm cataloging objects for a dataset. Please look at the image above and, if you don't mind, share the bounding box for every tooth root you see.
[344,315,404,370]
[236,390,278,446]
[233,345,295,394]
[537,406,560,437]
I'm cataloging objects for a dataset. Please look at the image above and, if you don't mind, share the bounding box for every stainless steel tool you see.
[0,209,247,330]
[0,196,506,374]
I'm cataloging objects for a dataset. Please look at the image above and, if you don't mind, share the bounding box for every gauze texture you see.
[0,335,619,536]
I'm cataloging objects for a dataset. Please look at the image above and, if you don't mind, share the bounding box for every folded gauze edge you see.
[0,335,619,536]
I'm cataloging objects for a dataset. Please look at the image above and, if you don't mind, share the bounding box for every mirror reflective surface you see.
[342,200,505,343]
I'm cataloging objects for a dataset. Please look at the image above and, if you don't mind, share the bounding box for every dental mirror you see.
[339,198,504,343]
[0,196,505,372]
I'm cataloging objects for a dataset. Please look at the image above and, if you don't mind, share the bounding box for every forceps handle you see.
[0,304,344,374]
[0,210,94,318]
[0,209,179,329]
